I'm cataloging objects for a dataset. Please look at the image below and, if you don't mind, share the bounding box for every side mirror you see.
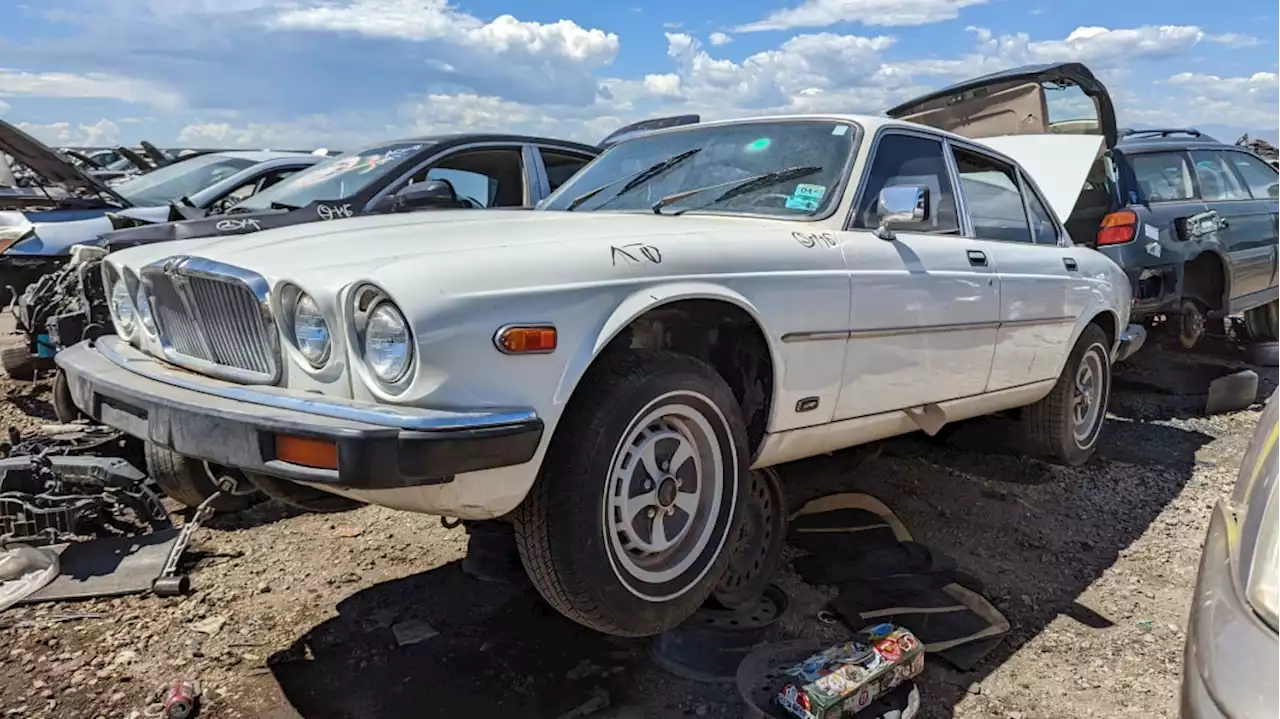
[393,179,458,211]
[874,185,929,240]
[1268,183,1278,199]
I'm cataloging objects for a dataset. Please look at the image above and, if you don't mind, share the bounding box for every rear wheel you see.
[1021,323,1112,466]
[513,350,748,637]
[145,443,263,511]
[244,471,364,513]
[51,371,86,423]
[1243,300,1279,342]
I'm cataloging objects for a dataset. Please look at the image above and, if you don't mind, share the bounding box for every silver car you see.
[1181,390,1278,717]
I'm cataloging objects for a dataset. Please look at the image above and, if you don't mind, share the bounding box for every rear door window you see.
[1128,152,1195,203]
[1189,150,1250,201]
[1222,151,1280,200]
[950,146,1032,244]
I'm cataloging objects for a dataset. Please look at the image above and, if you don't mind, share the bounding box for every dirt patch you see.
[0,344,1272,719]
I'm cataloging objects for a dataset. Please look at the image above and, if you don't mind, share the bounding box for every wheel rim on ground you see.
[1071,345,1108,446]
[603,392,732,602]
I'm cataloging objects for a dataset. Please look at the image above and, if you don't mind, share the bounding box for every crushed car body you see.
[58,90,1140,637]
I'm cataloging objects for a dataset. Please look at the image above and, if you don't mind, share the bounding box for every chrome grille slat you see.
[142,257,280,384]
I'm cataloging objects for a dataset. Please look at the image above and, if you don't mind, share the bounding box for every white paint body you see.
[102,115,1133,519]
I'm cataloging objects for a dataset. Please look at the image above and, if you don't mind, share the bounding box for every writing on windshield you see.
[232,142,429,211]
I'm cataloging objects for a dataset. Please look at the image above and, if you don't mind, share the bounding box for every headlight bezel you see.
[349,283,415,392]
[134,283,157,336]
[291,292,333,367]
[277,284,334,369]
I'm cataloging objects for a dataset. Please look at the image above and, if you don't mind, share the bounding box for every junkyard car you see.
[1181,390,1278,718]
[887,67,1279,352]
[59,73,1141,635]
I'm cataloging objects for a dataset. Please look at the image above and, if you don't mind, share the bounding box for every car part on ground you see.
[649,582,789,683]
[1242,299,1279,342]
[1180,391,1278,718]
[56,95,1138,637]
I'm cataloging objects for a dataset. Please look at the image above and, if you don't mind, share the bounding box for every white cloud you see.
[18,119,121,146]
[270,0,618,66]
[1207,32,1262,47]
[1158,71,1280,127]
[709,32,733,46]
[0,68,183,109]
[734,0,988,32]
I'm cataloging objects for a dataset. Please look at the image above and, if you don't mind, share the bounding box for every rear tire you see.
[1021,324,1111,467]
[145,443,263,511]
[513,349,748,637]
[1243,300,1279,342]
[244,471,364,513]
[1,344,34,379]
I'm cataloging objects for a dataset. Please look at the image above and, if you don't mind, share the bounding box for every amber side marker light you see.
[495,325,557,354]
[1097,210,1138,246]
[275,434,339,470]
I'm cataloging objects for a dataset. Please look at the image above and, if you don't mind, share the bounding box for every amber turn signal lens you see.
[495,325,557,354]
[275,434,339,469]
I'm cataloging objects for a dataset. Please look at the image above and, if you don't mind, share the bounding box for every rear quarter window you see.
[1127,152,1195,203]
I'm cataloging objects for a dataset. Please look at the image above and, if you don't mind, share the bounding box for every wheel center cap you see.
[657,477,679,508]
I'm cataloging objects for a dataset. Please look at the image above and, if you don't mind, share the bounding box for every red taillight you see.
[1097,210,1138,246]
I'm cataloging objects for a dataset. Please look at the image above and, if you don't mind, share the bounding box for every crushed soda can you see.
[164,679,200,719]
[775,624,924,719]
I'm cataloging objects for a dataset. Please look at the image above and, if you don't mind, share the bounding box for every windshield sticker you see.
[381,145,424,164]
[292,156,361,187]
[746,138,772,152]
[831,125,849,136]
[785,183,826,211]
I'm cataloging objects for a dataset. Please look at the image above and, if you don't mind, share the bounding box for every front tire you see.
[145,443,264,511]
[1243,300,1279,342]
[513,350,748,637]
[1021,323,1112,466]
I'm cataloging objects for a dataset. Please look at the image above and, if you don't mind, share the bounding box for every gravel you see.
[0,335,1272,719]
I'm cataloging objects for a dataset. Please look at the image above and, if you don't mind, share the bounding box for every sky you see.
[0,0,1276,151]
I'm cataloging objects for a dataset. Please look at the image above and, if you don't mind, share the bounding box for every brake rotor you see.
[712,467,786,609]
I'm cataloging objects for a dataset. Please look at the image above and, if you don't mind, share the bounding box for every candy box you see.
[774,624,925,719]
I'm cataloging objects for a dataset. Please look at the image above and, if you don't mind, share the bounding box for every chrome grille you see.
[142,257,280,384]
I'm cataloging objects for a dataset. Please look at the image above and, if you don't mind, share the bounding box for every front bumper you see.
[1179,501,1278,719]
[1114,323,1147,363]
[56,336,544,489]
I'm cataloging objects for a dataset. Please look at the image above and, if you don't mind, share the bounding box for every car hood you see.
[111,210,791,281]
[0,120,131,208]
[8,206,170,257]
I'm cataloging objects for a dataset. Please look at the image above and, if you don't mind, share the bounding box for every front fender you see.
[552,280,783,410]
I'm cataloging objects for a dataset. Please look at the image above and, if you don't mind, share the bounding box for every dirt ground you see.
[0,334,1273,719]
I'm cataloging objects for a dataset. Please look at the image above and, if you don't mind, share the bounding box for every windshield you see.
[113,154,255,205]
[542,120,857,217]
[231,141,431,211]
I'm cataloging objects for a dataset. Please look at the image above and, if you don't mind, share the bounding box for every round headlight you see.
[109,279,136,336]
[363,302,411,383]
[292,294,331,366]
[135,285,156,335]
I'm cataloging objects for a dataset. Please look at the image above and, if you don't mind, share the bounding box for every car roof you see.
[1114,128,1241,152]
[206,150,320,161]
[610,113,994,148]
[352,133,601,155]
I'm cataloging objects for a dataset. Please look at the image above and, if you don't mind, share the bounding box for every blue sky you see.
[0,0,1275,150]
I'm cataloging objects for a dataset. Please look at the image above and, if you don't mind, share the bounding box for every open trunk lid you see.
[886,62,1118,150]
[0,120,132,207]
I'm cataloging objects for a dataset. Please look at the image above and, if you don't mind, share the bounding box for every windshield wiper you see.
[651,166,824,215]
[566,148,701,211]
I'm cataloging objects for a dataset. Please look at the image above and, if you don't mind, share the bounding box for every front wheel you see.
[1020,323,1112,466]
[513,350,748,637]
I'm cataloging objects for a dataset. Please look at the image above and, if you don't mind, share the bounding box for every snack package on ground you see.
[775,624,925,719]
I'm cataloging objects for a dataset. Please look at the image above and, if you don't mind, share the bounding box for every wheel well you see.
[1089,310,1117,349]
[599,299,775,456]
[1182,252,1227,311]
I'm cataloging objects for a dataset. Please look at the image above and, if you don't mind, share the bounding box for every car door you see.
[377,143,530,210]
[1218,149,1280,295]
[946,140,1084,390]
[1182,148,1274,299]
[832,129,1001,421]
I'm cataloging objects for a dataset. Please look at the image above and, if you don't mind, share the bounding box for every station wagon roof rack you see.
[1120,128,1204,139]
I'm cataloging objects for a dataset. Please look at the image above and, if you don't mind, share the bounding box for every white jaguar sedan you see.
[58,63,1145,637]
